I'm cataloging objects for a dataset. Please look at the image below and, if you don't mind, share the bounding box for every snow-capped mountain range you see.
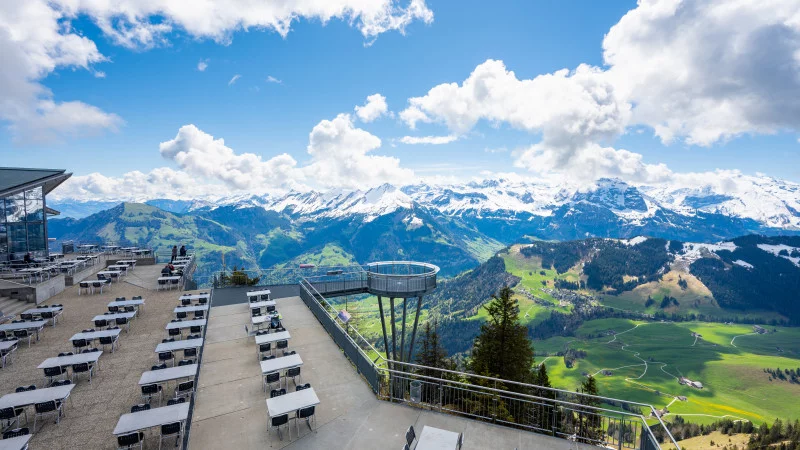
[51,175,800,238]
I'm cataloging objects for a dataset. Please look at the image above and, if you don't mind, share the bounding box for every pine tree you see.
[415,320,453,403]
[469,286,535,386]
[576,375,603,443]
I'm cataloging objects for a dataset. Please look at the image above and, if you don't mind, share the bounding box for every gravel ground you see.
[0,263,199,449]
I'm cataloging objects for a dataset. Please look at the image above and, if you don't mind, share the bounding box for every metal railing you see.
[295,272,678,449]
[364,261,439,296]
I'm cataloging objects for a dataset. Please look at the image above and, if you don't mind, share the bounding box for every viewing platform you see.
[304,261,439,298]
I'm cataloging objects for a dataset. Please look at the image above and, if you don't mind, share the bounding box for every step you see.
[0,296,32,317]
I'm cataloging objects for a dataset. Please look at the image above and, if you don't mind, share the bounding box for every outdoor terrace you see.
[0,263,202,449]
[190,291,592,449]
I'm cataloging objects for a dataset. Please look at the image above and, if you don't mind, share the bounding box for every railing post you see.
[438,379,443,412]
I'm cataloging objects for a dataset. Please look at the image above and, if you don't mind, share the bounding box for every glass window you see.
[0,224,7,255]
[24,188,43,221]
[0,198,6,223]
[8,223,27,253]
[27,223,45,251]
[5,193,25,223]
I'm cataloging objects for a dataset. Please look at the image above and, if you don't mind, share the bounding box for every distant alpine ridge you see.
[52,175,800,242]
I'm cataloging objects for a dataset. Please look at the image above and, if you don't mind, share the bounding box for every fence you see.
[294,273,678,450]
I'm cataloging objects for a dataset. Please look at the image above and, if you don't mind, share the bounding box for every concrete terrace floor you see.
[189,295,590,450]
[0,261,197,449]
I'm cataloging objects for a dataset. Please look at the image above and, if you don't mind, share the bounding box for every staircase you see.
[0,295,32,319]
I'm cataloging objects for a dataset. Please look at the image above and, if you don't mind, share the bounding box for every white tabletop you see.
[92,312,136,321]
[248,300,276,308]
[266,387,320,417]
[174,305,208,313]
[97,270,122,276]
[0,340,18,351]
[0,320,47,332]
[107,265,128,269]
[139,364,198,385]
[58,261,80,266]
[23,306,63,314]
[159,276,182,281]
[155,338,204,353]
[246,289,271,297]
[121,247,139,251]
[70,329,121,341]
[416,426,461,450]
[18,268,43,273]
[179,293,209,300]
[108,299,145,307]
[255,331,291,345]
[0,435,31,450]
[260,354,302,374]
[38,351,102,369]
[165,319,206,330]
[0,384,75,409]
[113,403,190,435]
[117,260,138,264]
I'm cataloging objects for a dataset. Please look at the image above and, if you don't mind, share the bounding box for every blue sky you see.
[2,0,799,199]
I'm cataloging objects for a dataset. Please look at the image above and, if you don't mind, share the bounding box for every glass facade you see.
[0,187,47,261]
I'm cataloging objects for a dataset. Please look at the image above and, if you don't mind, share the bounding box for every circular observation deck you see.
[364,261,439,297]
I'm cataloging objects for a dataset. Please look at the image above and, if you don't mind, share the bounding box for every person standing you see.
[171,245,178,262]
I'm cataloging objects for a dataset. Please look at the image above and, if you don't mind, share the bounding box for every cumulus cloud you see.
[399,135,457,145]
[400,59,629,145]
[354,93,389,122]
[303,114,414,189]
[1,0,432,143]
[398,0,800,184]
[603,0,800,146]
[52,167,227,201]
[53,0,433,49]
[159,124,302,192]
[0,0,121,142]
[197,59,209,71]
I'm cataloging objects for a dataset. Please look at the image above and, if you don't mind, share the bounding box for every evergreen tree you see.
[469,286,535,385]
[576,375,603,443]
[415,320,453,403]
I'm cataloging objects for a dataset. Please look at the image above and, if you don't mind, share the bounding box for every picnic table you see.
[107,264,129,274]
[97,270,122,281]
[246,289,271,299]
[138,364,197,385]
[165,319,206,331]
[260,354,302,375]
[38,351,102,370]
[0,384,75,409]
[174,305,208,314]
[92,312,136,322]
[266,387,320,417]
[415,426,462,450]
[155,338,204,354]
[157,276,182,290]
[113,403,189,436]
[255,331,291,345]
[108,299,145,309]
[248,300,276,309]
[0,435,31,450]
[179,293,209,301]
[69,329,121,342]
[0,320,46,341]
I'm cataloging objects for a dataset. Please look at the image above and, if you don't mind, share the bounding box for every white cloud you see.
[603,0,800,146]
[197,59,209,71]
[266,75,282,84]
[228,74,241,85]
[94,71,106,78]
[400,59,629,145]
[159,124,302,192]
[303,114,414,189]
[52,167,227,201]
[0,0,120,143]
[354,93,389,122]
[399,134,457,145]
[53,0,433,49]
[0,0,432,143]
